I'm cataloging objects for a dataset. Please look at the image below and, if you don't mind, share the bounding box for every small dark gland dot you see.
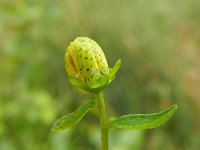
[87,68,89,71]
[85,57,88,59]
[88,78,90,81]
[80,55,81,58]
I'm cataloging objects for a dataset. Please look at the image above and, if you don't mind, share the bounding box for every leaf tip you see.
[115,59,122,69]
[50,125,59,133]
[50,127,56,133]
[171,104,178,112]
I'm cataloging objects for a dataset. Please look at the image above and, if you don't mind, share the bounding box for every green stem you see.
[96,91,108,150]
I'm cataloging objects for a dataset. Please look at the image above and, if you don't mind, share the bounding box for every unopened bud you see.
[65,37,109,87]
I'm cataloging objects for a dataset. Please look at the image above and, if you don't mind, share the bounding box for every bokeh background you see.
[1,0,200,150]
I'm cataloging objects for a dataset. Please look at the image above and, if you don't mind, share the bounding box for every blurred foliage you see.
[0,0,200,150]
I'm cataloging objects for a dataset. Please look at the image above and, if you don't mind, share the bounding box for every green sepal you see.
[51,100,96,132]
[109,59,121,83]
[89,74,110,90]
[68,76,91,92]
[68,75,109,93]
[108,105,177,129]
[68,59,121,93]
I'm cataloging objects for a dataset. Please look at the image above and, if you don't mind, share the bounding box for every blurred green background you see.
[1,0,200,150]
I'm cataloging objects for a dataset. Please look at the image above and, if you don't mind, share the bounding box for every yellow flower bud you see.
[65,37,110,87]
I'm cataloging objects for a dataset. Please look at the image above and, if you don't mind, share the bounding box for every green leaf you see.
[108,105,177,129]
[109,59,121,82]
[51,100,96,132]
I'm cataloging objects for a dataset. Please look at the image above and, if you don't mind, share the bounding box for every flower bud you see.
[65,37,110,87]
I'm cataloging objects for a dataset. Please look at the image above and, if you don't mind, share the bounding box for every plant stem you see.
[96,91,108,150]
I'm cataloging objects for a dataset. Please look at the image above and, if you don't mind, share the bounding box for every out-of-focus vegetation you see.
[0,0,200,150]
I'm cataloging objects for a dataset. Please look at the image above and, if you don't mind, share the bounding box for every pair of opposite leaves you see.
[51,100,177,132]
[51,37,177,132]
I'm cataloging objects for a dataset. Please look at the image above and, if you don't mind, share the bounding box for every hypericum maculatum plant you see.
[51,37,177,150]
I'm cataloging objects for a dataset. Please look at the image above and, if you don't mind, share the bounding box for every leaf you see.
[51,100,96,132]
[108,105,177,129]
[109,59,121,83]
